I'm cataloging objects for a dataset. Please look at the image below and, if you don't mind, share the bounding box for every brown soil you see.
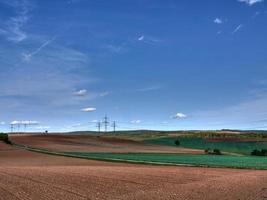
[0,142,267,200]
[10,134,203,154]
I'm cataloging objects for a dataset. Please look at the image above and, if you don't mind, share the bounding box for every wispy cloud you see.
[136,86,163,92]
[0,0,33,42]
[81,107,96,112]
[237,0,264,6]
[214,18,223,24]
[67,0,84,4]
[34,126,50,130]
[99,91,110,97]
[104,44,125,54]
[232,24,243,34]
[137,35,162,45]
[22,37,56,61]
[191,92,267,129]
[0,36,96,119]
[138,35,145,41]
[252,11,261,18]
[130,120,141,124]
[73,89,88,97]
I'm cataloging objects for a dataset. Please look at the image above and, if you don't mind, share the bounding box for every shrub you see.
[213,149,222,155]
[174,139,180,146]
[0,133,12,145]
[204,148,212,154]
[251,149,267,156]
[204,148,222,155]
[261,149,267,156]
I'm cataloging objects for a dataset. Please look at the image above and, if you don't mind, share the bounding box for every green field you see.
[145,137,267,155]
[66,152,267,169]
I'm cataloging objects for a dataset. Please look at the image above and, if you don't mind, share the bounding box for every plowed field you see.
[1,135,267,200]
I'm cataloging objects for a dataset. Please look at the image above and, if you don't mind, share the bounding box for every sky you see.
[0,0,267,132]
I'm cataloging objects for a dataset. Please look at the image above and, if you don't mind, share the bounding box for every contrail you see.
[23,36,56,61]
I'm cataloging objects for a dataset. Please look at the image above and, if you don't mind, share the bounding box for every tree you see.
[174,139,180,146]
[0,133,12,145]
[213,149,222,155]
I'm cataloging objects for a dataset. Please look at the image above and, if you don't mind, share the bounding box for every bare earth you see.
[1,135,267,200]
[10,134,203,154]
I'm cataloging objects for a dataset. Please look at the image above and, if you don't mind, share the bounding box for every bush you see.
[204,148,212,154]
[0,133,12,145]
[213,149,222,155]
[251,149,267,156]
[261,149,267,156]
[204,148,222,155]
[174,139,180,146]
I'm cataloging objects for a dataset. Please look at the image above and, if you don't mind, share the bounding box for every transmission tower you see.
[103,115,109,132]
[96,121,101,133]
[112,121,117,133]
[10,124,13,133]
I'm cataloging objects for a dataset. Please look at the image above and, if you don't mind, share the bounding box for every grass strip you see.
[12,144,267,170]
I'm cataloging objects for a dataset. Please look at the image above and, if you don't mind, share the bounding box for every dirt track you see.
[1,141,267,200]
[10,134,203,154]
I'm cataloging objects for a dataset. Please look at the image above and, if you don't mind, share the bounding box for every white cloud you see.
[34,126,50,129]
[73,89,88,96]
[10,120,39,125]
[137,35,162,45]
[214,18,223,24]
[130,120,141,124]
[0,122,5,125]
[138,35,144,41]
[81,107,96,112]
[171,113,187,119]
[237,0,264,6]
[232,24,243,34]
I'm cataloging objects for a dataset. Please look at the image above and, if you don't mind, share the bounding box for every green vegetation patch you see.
[146,137,267,155]
[0,133,12,145]
[66,152,267,169]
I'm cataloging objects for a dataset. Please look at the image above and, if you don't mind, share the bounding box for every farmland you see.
[9,132,267,169]
[1,132,267,199]
[145,136,267,155]
[65,152,267,169]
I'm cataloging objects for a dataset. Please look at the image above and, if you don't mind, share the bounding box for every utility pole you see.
[103,115,109,132]
[112,121,116,133]
[10,124,13,133]
[24,123,27,132]
[96,121,101,133]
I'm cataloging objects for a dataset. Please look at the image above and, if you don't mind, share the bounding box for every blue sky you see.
[0,0,267,132]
